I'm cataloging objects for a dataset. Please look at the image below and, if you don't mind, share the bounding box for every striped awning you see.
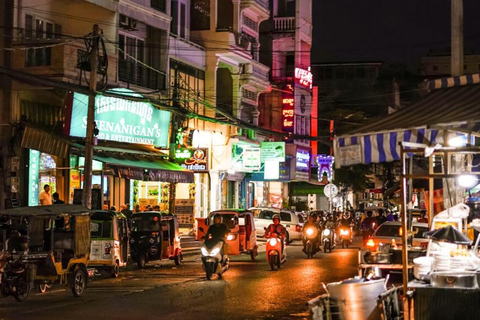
[21,126,71,158]
[334,76,480,168]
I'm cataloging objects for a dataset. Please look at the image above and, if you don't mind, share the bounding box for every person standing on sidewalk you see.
[39,184,53,205]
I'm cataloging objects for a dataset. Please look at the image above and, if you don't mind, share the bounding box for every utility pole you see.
[451,0,464,76]
[82,24,99,209]
[168,66,180,215]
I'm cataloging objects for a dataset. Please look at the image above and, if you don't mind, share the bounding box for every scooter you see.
[338,226,353,249]
[321,227,336,253]
[303,226,319,259]
[0,253,31,302]
[201,236,229,280]
[266,233,286,270]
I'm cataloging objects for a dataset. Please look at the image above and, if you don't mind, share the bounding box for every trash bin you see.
[327,278,386,320]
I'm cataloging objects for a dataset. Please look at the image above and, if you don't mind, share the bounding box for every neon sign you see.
[295,67,313,88]
[317,155,334,181]
[282,94,294,133]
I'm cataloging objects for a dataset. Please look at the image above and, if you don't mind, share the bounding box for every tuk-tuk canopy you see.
[0,204,91,218]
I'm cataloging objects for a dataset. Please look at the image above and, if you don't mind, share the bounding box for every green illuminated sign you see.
[261,142,285,162]
[28,149,40,206]
[70,88,171,147]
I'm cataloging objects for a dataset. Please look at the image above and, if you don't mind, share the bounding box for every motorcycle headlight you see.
[306,228,314,236]
[269,238,277,246]
[201,247,209,256]
[323,229,331,236]
[340,229,349,235]
[210,247,221,256]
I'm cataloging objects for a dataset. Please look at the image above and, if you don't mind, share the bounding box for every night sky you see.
[312,0,480,71]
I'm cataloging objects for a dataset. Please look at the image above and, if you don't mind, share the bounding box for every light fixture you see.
[448,135,467,147]
[458,173,478,188]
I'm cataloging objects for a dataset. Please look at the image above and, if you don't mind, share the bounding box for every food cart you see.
[395,143,480,320]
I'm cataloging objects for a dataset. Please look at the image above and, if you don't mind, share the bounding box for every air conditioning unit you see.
[129,19,137,30]
[119,15,137,30]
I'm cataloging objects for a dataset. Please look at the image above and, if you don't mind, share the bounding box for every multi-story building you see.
[421,49,480,78]
[189,0,272,211]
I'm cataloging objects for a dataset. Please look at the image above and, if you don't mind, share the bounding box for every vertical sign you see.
[282,93,295,133]
[28,149,40,206]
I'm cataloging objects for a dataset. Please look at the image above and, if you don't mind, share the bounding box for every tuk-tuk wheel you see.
[250,249,258,261]
[13,277,30,302]
[174,253,183,266]
[111,262,120,278]
[71,267,87,297]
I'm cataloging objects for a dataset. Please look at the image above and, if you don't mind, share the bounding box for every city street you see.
[0,242,359,320]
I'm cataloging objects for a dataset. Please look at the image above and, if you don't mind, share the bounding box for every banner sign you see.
[261,142,285,162]
[70,88,171,147]
[317,155,334,181]
[28,150,40,206]
[242,148,261,171]
[174,148,208,172]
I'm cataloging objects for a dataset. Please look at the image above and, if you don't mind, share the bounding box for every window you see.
[180,3,186,38]
[151,0,166,13]
[280,212,292,222]
[432,65,439,71]
[191,0,210,30]
[118,33,156,88]
[24,15,61,67]
[171,1,178,35]
[259,210,276,220]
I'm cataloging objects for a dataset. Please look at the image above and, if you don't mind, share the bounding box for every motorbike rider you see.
[361,210,377,241]
[302,213,321,253]
[264,214,287,257]
[339,212,352,227]
[206,214,230,264]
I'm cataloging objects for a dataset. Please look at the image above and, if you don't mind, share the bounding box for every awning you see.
[334,75,480,168]
[291,182,325,196]
[93,154,194,183]
[21,126,71,158]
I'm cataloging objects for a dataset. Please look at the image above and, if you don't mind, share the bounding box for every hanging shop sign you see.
[317,155,334,181]
[28,149,40,206]
[282,93,295,133]
[296,148,311,173]
[294,67,313,88]
[261,142,285,162]
[69,88,171,147]
[242,147,261,171]
[174,148,209,172]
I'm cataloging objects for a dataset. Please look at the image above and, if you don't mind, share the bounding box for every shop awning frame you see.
[93,154,194,184]
[334,75,480,168]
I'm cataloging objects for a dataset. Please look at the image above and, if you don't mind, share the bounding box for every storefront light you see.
[448,135,467,147]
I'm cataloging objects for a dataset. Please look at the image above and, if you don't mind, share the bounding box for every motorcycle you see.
[201,236,229,280]
[266,233,286,270]
[338,226,353,249]
[303,226,319,259]
[321,227,336,253]
[0,253,31,302]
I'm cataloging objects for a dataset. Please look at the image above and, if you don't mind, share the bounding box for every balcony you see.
[274,17,295,32]
[118,59,166,90]
[254,0,269,10]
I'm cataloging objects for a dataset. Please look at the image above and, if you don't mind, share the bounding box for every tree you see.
[334,164,372,193]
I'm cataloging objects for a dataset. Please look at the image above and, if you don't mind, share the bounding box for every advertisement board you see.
[70,89,171,147]
[282,93,295,133]
[261,142,285,162]
[174,148,209,172]
[242,148,261,171]
[175,199,195,228]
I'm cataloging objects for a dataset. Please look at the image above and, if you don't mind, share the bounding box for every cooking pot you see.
[431,271,478,289]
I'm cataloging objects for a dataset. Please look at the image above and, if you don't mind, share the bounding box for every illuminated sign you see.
[264,160,280,180]
[261,142,285,162]
[70,88,171,147]
[296,148,310,173]
[282,93,295,133]
[174,148,209,172]
[295,67,313,88]
[317,155,334,181]
[28,149,40,206]
[242,148,261,171]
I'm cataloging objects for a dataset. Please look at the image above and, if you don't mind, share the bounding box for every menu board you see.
[175,199,194,228]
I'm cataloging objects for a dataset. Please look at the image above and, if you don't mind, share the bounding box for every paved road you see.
[0,241,359,320]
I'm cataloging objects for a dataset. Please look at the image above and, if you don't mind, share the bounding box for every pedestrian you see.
[121,203,133,219]
[103,204,108,210]
[110,206,117,212]
[145,205,152,212]
[153,205,160,211]
[39,184,53,205]
[134,204,141,213]
[52,192,65,204]
[387,210,395,221]
[376,209,388,226]
[417,210,428,223]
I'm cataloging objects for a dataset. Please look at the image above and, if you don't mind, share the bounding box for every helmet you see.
[272,214,281,222]
[213,214,223,222]
[310,213,318,220]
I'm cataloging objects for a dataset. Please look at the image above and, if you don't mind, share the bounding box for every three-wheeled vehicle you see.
[0,204,91,301]
[88,210,129,277]
[130,212,182,269]
[197,209,258,260]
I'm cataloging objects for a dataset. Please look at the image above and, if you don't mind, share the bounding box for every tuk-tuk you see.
[0,204,91,301]
[197,209,258,260]
[88,210,129,277]
[129,212,182,269]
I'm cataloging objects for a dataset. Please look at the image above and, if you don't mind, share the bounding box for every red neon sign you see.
[282,94,294,132]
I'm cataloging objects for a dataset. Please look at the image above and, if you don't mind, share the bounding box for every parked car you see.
[365,221,429,250]
[249,207,302,243]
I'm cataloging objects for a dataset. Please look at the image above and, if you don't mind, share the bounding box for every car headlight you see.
[323,229,331,236]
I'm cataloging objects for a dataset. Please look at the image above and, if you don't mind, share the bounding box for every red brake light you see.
[296,225,301,232]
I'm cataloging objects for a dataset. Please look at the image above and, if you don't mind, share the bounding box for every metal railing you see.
[274,17,295,31]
